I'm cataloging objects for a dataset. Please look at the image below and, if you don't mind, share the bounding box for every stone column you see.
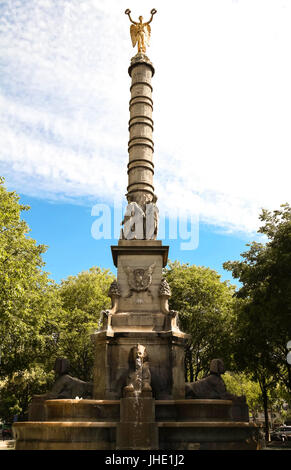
[91,53,189,402]
[127,53,156,209]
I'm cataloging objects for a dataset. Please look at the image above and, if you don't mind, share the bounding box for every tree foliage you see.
[223,204,291,437]
[0,177,61,378]
[0,178,114,419]
[0,178,63,419]
[56,267,115,381]
[164,261,237,381]
[223,372,263,421]
[223,204,291,388]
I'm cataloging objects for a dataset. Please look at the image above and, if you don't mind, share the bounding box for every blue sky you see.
[1,0,290,286]
[19,193,251,286]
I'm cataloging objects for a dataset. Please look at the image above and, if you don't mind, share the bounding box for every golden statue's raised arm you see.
[125,9,157,54]
[146,9,157,25]
[125,9,138,25]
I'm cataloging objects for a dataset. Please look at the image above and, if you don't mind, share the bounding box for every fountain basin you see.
[13,398,260,450]
[158,421,259,450]
[45,399,119,421]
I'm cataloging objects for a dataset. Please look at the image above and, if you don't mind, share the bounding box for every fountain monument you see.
[13,9,260,450]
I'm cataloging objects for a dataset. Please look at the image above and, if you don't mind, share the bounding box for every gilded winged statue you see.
[125,8,157,53]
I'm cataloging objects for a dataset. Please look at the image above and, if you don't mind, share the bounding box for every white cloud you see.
[0,0,290,234]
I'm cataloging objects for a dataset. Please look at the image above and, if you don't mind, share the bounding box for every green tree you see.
[164,261,236,381]
[223,372,263,422]
[223,204,291,439]
[0,177,62,419]
[0,178,115,419]
[56,267,115,381]
[0,366,54,422]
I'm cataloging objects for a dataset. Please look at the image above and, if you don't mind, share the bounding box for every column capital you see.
[128,53,155,77]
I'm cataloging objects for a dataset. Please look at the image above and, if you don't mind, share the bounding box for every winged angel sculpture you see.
[125,8,157,53]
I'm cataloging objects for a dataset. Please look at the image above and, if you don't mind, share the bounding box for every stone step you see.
[13,421,118,450]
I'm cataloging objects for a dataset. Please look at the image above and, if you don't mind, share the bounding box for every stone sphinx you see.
[185,358,245,402]
[123,344,152,396]
[41,358,93,399]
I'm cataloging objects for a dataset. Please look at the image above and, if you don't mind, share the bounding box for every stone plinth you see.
[112,241,167,313]
[92,238,189,401]
[92,331,187,400]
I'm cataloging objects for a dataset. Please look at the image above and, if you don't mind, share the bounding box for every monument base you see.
[13,398,260,450]
[92,330,187,400]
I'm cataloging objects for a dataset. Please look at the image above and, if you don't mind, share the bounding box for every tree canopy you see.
[56,267,115,381]
[0,178,114,419]
[0,177,61,378]
[223,204,291,390]
[223,204,291,438]
[0,178,63,420]
[164,261,237,381]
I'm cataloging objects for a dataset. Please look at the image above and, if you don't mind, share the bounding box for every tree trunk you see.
[189,355,194,383]
[287,363,291,393]
[184,347,190,382]
[261,380,270,442]
[184,355,188,382]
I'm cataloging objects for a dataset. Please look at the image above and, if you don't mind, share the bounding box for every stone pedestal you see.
[92,331,187,400]
[92,239,189,401]
[116,397,158,450]
[112,240,168,311]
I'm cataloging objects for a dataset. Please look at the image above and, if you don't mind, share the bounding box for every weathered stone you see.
[145,203,159,240]
[121,202,144,239]
[117,253,163,312]
[122,262,156,298]
[91,332,187,400]
[126,50,157,213]
[185,359,246,402]
[30,358,93,401]
[117,343,158,449]
[108,280,121,298]
[123,344,152,397]
[27,395,47,421]
[120,202,159,241]
[159,277,171,297]
[159,278,171,313]
[43,374,93,400]
[108,281,121,315]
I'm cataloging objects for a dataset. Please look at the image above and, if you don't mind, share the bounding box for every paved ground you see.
[0,439,290,451]
[0,440,15,450]
[266,441,291,450]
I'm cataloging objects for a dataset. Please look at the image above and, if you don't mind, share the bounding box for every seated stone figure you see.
[185,358,245,402]
[123,344,152,396]
[41,358,93,399]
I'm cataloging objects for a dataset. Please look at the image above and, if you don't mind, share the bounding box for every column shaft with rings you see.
[127,54,156,209]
